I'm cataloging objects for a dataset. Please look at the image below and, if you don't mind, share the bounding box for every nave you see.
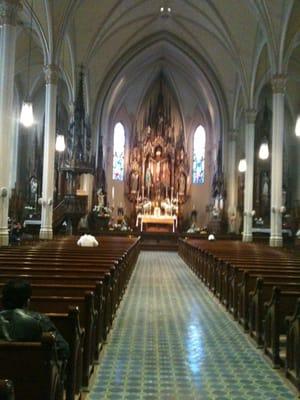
[89,252,296,400]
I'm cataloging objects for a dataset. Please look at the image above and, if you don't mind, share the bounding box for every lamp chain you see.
[26,0,34,100]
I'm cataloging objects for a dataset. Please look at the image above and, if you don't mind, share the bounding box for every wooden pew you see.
[48,307,84,400]
[29,293,96,389]
[0,379,14,400]
[0,256,123,313]
[0,268,112,345]
[0,333,63,400]
[216,264,300,320]
[264,287,300,367]
[0,236,141,394]
[286,299,300,391]
[248,279,300,346]
[237,271,300,330]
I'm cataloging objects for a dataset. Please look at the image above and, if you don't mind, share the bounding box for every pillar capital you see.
[245,109,257,124]
[271,75,287,94]
[44,64,59,85]
[0,0,20,26]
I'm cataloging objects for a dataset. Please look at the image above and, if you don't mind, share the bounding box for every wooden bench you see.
[48,307,84,400]
[264,287,300,367]
[248,279,300,346]
[237,271,300,330]
[0,333,63,400]
[286,299,300,391]
[0,236,141,395]
[0,266,113,344]
[29,292,96,389]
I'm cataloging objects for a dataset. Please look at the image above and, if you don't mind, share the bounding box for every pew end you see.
[0,333,64,400]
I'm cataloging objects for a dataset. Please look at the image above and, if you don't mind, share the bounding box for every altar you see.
[136,214,177,232]
[126,74,189,232]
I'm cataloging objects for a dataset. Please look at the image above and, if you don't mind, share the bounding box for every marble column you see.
[39,65,58,240]
[0,0,20,246]
[270,75,286,247]
[242,110,256,242]
[227,130,238,233]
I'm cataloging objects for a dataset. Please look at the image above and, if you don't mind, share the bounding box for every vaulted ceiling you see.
[12,0,300,143]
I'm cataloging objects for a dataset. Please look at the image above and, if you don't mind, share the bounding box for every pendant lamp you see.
[258,138,269,160]
[238,158,247,172]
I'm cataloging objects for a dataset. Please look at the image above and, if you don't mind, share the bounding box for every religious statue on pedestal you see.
[130,170,139,194]
[97,188,105,208]
[178,173,186,196]
[145,167,152,198]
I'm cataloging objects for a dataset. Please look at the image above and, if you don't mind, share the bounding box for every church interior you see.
[0,1,300,399]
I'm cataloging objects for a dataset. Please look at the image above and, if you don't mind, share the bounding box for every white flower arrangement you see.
[93,205,112,217]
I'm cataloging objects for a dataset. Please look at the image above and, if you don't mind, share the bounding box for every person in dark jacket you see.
[0,279,69,361]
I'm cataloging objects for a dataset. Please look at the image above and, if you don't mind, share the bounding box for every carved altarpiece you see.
[126,74,189,223]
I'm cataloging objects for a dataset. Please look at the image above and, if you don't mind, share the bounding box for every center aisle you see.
[89,251,296,400]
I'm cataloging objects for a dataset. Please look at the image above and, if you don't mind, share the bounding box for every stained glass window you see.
[192,125,206,184]
[112,122,125,181]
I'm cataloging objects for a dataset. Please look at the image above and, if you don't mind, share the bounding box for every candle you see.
[112,186,115,201]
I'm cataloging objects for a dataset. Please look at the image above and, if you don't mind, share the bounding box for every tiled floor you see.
[89,251,297,400]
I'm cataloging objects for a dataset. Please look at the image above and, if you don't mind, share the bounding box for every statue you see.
[130,170,139,194]
[97,188,105,208]
[261,171,269,214]
[161,197,172,215]
[147,146,170,198]
[29,176,38,205]
[145,167,152,197]
[178,173,186,195]
[30,176,38,195]
[162,161,171,196]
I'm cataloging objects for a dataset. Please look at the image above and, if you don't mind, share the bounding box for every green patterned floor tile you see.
[88,251,297,400]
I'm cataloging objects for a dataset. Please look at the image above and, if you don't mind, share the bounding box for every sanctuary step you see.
[140,232,178,251]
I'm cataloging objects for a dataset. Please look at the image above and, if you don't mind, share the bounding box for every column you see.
[242,110,256,242]
[39,65,58,240]
[0,0,20,246]
[270,75,286,247]
[227,130,237,233]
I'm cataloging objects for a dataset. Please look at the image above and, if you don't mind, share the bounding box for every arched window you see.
[112,122,125,181]
[192,125,206,184]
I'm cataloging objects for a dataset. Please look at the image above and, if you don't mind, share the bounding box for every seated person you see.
[0,279,69,361]
[10,221,22,245]
[77,232,99,247]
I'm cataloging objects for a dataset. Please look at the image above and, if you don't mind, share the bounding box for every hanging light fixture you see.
[20,102,34,127]
[20,0,34,127]
[258,138,269,160]
[55,134,65,152]
[258,100,270,160]
[295,115,300,137]
[238,158,247,172]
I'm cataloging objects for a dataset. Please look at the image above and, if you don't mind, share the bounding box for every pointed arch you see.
[192,125,206,184]
[112,122,125,181]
